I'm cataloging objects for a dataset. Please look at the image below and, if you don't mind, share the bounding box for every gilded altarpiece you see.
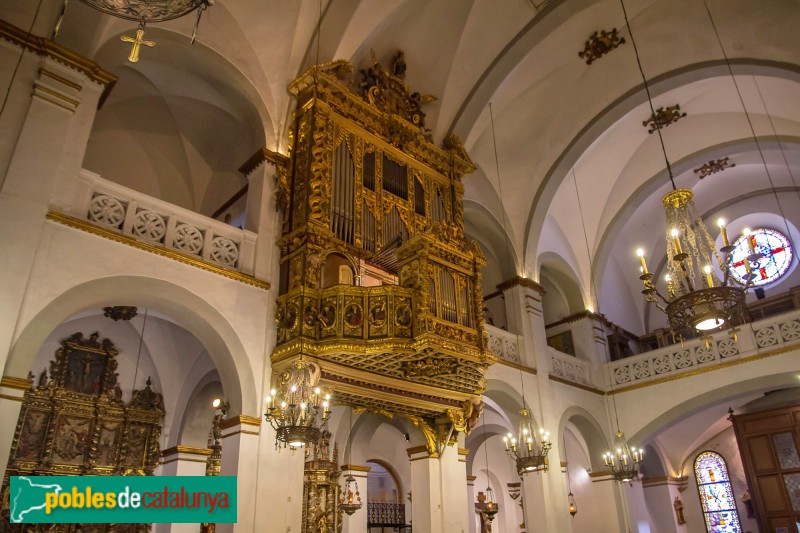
[1,332,165,532]
[270,52,491,455]
[302,431,341,533]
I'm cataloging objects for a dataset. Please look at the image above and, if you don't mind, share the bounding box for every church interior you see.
[0,0,799,532]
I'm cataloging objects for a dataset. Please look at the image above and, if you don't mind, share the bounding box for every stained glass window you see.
[728,228,793,287]
[694,451,742,533]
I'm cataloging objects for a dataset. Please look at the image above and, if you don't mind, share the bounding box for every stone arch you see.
[523,61,800,277]
[558,405,611,472]
[629,371,800,446]
[5,276,257,416]
[365,458,405,503]
[538,251,586,323]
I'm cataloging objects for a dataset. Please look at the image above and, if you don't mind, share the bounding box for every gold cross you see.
[120,29,155,63]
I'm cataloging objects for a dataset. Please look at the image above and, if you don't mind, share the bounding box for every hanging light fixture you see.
[563,434,578,517]
[502,408,552,475]
[478,413,499,525]
[602,431,644,483]
[264,359,331,449]
[488,102,553,476]
[339,407,363,515]
[620,0,750,333]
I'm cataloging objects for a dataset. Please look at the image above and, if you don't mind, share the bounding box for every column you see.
[240,149,284,280]
[155,446,212,533]
[340,464,370,533]
[407,444,469,533]
[407,446,441,533]
[641,478,687,533]
[466,476,477,533]
[500,277,572,532]
[625,480,656,532]
[588,472,628,532]
[216,415,262,533]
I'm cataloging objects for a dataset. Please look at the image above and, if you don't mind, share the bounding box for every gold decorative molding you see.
[1,376,33,391]
[406,445,438,459]
[340,464,372,473]
[466,475,477,482]
[609,341,800,395]
[218,414,262,430]
[458,448,469,456]
[497,276,546,295]
[0,18,117,99]
[548,374,605,396]
[496,359,538,375]
[239,147,289,176]
[161,446,212,457]
[588,470,613,479]
[642,475,688,487]
[46,211,270,290]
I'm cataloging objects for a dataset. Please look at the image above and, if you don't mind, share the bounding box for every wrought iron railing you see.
[367,502,408,528]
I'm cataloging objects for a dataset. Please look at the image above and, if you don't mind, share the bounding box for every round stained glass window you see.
[728,228,793,286]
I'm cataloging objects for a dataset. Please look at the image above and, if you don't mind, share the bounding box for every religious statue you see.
[673,496,685,525]
[741,489,754,518]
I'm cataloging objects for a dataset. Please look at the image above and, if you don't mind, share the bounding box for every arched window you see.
[694,451,742,533]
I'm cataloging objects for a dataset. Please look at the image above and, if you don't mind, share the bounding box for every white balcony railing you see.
[607,309,800,387]
[70,170,257,274]
[485,325,523,364]
[549,347,592,387]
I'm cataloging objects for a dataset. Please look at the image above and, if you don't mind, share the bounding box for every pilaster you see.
[407,446,441,533]
[0,23,114,378]
[155,446,213,533]
[216,415,262,533]
[0,376,28,479]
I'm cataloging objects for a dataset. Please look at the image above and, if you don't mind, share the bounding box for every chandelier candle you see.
[717,218,731,249]
[636,248,649,274]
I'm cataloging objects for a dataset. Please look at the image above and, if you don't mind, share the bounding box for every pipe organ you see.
[268,52,491,452]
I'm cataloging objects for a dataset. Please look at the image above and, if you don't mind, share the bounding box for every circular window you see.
[728,228,793,286]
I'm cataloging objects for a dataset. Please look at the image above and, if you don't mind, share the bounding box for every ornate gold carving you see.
[643,104,687,133]
[403,414,438,455]
[578,29,625,64]
[1,332,164,527]
[103,306,138,321]
[0,19,117,89]
[401,357,457,378]
[693,157,735,179]
[446,400,483,434]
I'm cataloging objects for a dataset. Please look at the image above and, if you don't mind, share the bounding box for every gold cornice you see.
[0,18,117,101]
[642,475,688,487]
[588,470,612,478]
[406,445,437,458]
[1,376,32,391]
[497,276,546,295]
[458,448,469,456]
[239,147,289,176]
[161,446,212,457]
[548,374,605,396]
[466,475,477,482]
[219,415,262,430]
[609,341,800,395]
[340,464,372,473]
[496,359,537,375]
[46,211,270,290]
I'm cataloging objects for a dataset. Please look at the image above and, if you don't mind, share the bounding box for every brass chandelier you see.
[637,189,748,331]
[265,360,331,449]
[602,431,644,483]
[621,0,749,332]
[503,408,552,475]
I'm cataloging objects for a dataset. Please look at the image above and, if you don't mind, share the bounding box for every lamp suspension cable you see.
[701,0,794,240]
[131,308,149,392]
[488,102,515,273]
[619,0,675,189]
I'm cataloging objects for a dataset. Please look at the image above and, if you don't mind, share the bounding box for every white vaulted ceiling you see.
[15,0,799,334]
